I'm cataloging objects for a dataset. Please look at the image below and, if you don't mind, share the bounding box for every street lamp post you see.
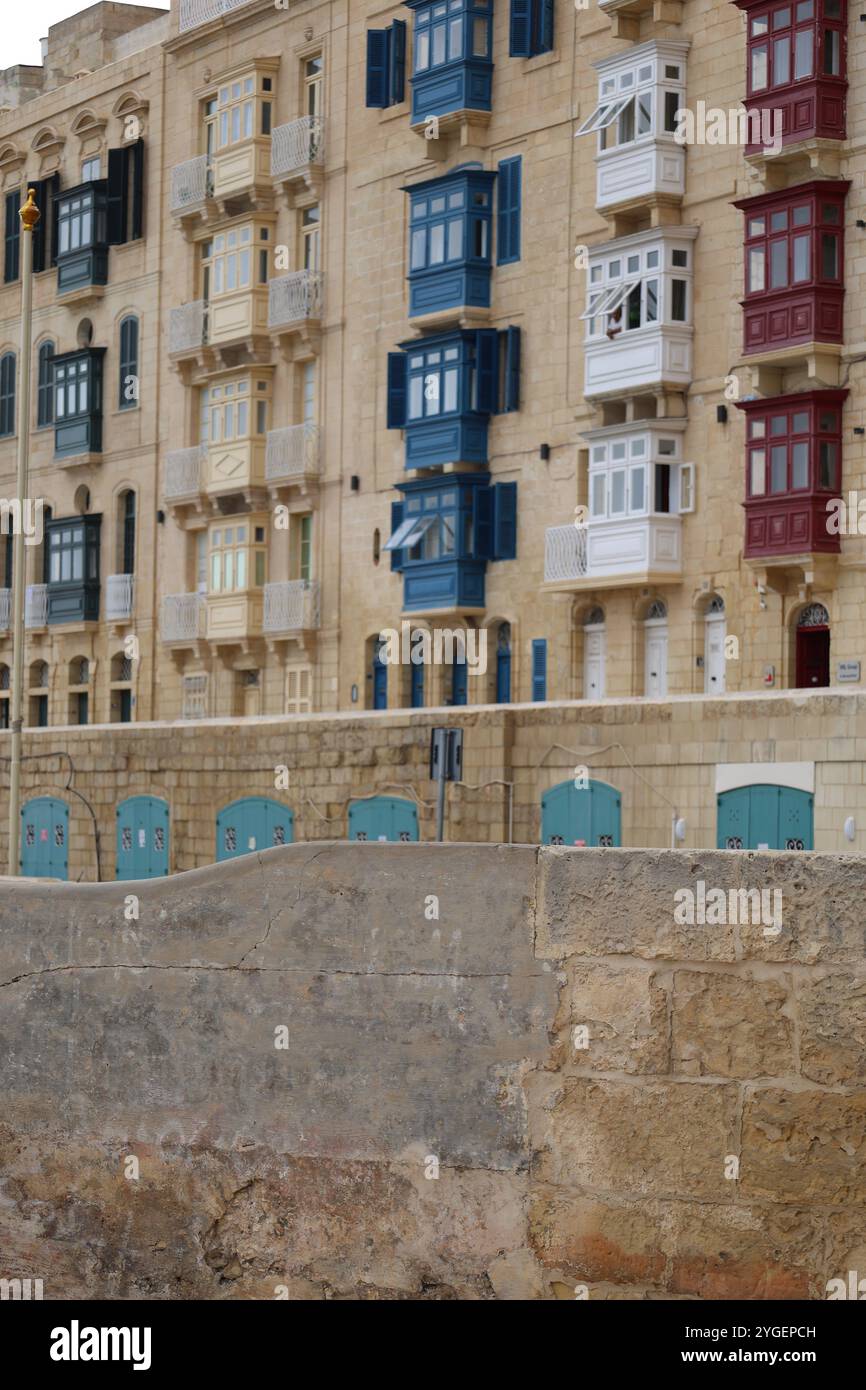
[7,188,40,876]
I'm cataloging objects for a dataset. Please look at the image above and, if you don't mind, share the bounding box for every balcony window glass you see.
[750,449,767,495]
[58,189,96,255]
[407,343,465,420]
[752,45,769,89]
[671,280,687,320]
[54,356,90,419]
[819,440,838,487]
[824,28,840,74]
[747,0,841,95]
[792,441,809,487]
[821,232,839,278]
[742,189,846,298]
[770,444,788,491]
[749,247,766,291]
[209,378,263,443]
[209,521,267,593]
[794,27,813,76]
[591,474,605,517]
[217,76,260,149]
[610,471,626,514]
[630,466,646,512]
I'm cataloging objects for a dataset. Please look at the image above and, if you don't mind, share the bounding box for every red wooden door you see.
[796,627,830,688]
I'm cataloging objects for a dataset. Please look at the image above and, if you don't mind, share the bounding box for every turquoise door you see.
[20,797,69,879]
[349,796,419,842]
[540,779,622,846]
[116,796,169,880]
[717,785,813,850]
[216,798,294,861]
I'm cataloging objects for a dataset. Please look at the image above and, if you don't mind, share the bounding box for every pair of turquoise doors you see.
[716,785,813,850]
[541,779,622,846]
[18,794,171,880]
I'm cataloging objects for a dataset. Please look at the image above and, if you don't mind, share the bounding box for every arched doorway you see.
[795,604,830,688]
[116,796,169,879]
[541,778,622,846]
[583,606,606,700]
[496,622,511,703]
[643,599,668,698]
[216,798,294,861]
[20,797,69,879]
[704,595,726,694]
[348,796,419,842]
[717,785,813,850]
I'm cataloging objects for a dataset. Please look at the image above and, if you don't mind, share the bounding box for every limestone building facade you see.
[0,0,864,870]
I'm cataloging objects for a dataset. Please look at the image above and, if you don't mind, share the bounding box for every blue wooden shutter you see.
[504,325,521,410]
[473,486,494,558]
[4,189,21,283]
[494,482,517,560]
[475,328,499,414]
[497,157,521,265]
[509,0,532,56]
[390,20,407,105]
[387,351,407,427]
[30,180,46,272]
[129,139,145,240]
[47,172,60,267]
[0,354,15,437]
[539,0,555,53]
[531,639,547,701]
[37,342,54,427]
[366,29,390,108]
[390,500,404,571]
[107,145,128,244]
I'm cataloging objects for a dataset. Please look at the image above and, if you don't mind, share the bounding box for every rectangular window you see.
[671,280,687,321]
[4,189,21,284]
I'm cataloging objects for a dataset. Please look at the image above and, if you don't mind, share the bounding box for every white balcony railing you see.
[265,424,321,483]
[271,117,325,178]
[161,593,206,643]
[268,272,324,330]
[25,584,48,629]
[105,574,134,622]
[170,155,213,213]
[165,444,207,501]
[169,300,207,355]
[0,587,10,632]
[179,0,252,33]
[545,525,588,583]
[263,580,320,633]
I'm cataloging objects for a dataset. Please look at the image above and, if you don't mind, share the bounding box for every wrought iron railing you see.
[268,271,324,329]
[263,580,320,633]
[179,0,252,33]
[544,525,588,582]
[165,444,207,500]
[271,117,325,177]
[161,592,206,643]
[169,300,207,355]
[265,424,321,482]
[170,155,212,212]
[105,574,134,622]
[25,584,48,629]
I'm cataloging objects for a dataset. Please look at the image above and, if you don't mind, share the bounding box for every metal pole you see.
[7,189,39,876]
[435,763,446,842]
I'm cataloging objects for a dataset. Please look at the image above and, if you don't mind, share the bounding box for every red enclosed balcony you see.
[734,181,848,356]
[738,389,846,562]
[733,0,847,152]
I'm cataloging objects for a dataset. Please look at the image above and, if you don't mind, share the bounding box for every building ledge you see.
[744,552,838,593]
[542,569,682,594]
[743,341,842,391]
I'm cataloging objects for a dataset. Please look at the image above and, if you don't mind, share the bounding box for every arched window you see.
[0,352,15,436]
[118,315,139,410]
[37,341,54,427]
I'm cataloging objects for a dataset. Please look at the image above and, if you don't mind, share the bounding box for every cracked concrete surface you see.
[1,843,865,1299]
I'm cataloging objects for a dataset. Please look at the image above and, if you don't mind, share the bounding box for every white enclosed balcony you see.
[170,155,213,217]
[169,300,208,357]
[162,593,206,645]
[575,41,689,214]
[179,0,253,32]
[268,271,324,337]
[546,421,693,590]
[0,587,10,632]
[265,424,321,484]
[263,580,320,635]
[25,584,48,630]
[271,117,325,195]
[165,444,207,503]
[105,574,134,623]
[582,226,698,401]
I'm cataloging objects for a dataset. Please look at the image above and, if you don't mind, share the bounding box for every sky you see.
[2,0,170,69]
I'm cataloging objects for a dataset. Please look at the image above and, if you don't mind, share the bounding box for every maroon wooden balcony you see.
[733,0,847,152]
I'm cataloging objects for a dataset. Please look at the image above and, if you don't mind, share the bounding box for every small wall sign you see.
[837,661,861,683]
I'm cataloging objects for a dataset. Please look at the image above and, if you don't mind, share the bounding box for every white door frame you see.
[583,622,606,700]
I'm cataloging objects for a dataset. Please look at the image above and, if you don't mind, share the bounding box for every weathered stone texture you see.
[1,843,865,1300]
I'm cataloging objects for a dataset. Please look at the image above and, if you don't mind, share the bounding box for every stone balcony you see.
[169,155,213,227]
[179,0,253,32]
[268,272,324,356]
[0,587,10,633]
[271,117,325,203]
[165,444,207,506]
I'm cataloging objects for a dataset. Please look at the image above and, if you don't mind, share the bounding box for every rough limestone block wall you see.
[1,843,864,1299]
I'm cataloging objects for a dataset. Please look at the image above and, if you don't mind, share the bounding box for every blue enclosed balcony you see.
[388,326,520,470]
[405,166,495,320]
[51,348,105,461]
[385,473,516,612]
[404,0,493,128]
[55,181,109,298]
